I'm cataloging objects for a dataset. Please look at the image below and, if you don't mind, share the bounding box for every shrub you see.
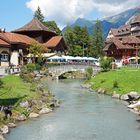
[26,63,36,72]
[100,57,112,72]
[113,80,119,88]
[86,67,93,80]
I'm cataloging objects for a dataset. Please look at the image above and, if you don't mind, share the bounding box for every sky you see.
[0,0,140,31]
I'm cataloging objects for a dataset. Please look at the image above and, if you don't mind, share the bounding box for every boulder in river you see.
[39,108,52,114]
[0,125,9,134]
[0,134,5,140]
[29,113,39,118]
[8,123,16,128]
[128,101,140,109]
[16,114,27,121]
[127,92,140,100]
[120,94,129,101]
[112,91,120,99]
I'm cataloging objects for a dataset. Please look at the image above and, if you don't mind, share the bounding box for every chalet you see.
[104,14,140,60]
[0,31,35,66]
[12,18,67,54]
[0,18,67,67]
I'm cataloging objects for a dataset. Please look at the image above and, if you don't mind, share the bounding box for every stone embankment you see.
[81,83,140,120]
[0,93,60,139]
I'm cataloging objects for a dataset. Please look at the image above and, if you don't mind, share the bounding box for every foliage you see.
[34,6,44,22]
[43,21,61,35]
[28,41,46,63]
[100,57,112,71]
[69,45,83,56]
[85,67,93,80]
[93,20,104,57]
[113,80,119,88]
[64,26,94,57]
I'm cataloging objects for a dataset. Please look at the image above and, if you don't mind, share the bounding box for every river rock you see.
[20,101,29,108]
[81,84,91,89]
[112,92,120,99]
[29,113,39,118]
[0,134,5,140]
[8,123,16,128]
[0,125,9,134]
[128,91,140,100]
[120,94,129,101]
[39,108,52,114]
[16,114,27,121]
[128,101,140,109]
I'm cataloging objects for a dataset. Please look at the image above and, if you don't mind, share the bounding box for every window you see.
[1,52,9,62]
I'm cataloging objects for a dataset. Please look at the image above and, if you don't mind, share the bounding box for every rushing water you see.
[6,79,140,140]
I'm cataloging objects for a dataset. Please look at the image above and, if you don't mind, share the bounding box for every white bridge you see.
[48,64,101,79]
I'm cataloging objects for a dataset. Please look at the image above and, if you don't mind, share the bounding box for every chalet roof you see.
[0,38,10,46]
[121,36,140,44]
[130,14,140,24]
[104,37,135,51]
[110,25,131,37]
[44,36,67,49]
[13,18,56,34]
[0,32,36,45]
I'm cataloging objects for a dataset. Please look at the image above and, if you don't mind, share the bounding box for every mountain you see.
[62,7,140,38]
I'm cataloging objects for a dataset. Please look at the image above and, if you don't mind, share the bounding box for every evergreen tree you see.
[64,26,91,56]
[93,20,104,57]
[34,6,44,22]
[43,21,61,35]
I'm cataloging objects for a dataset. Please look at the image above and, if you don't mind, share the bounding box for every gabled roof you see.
[0,32,36,45]
[110,25,131,37]
[130,14,140,24]
[121,36,140,44]
[44,36,67,49]
[104,37,136,51]
[13,18,56,34]
[0,38,10,46]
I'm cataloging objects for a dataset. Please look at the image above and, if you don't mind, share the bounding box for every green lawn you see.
[89,67,140,95]
[0,75,37,99]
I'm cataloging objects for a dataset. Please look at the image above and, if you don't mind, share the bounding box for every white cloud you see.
[26,0,140,26]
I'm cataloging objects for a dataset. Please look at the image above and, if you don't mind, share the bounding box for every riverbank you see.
[83,67,140,115]
[0,75,59,140]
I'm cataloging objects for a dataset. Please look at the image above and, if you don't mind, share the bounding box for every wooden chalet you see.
[104,36,140,59]
[104,14,140,60]
[13,18,67,53]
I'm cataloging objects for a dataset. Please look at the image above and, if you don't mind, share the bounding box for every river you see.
[6,79,140,140]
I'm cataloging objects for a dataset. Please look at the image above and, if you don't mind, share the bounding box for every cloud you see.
[26,0,140,26]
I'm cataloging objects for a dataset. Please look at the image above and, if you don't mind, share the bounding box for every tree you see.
[93,20,104,57]
[64,26,91,56]
[28,42,47,63]
[43,21,61,35]
[34,6,44,22]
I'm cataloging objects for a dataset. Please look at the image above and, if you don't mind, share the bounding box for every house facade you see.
[104,14,140,60]
[0,18,67,67]
[0,32,35,67]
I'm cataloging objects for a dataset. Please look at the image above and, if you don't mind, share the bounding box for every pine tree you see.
[93,20,104,57]
[34,6,44,22]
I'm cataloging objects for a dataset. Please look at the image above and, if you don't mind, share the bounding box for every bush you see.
[86,67,93,80]
[100,57,112,72]
[113,80,119,88]
[26,63,36,72]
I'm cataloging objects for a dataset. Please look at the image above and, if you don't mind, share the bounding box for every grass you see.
[88,67,140,95]
[0,75,37,99]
